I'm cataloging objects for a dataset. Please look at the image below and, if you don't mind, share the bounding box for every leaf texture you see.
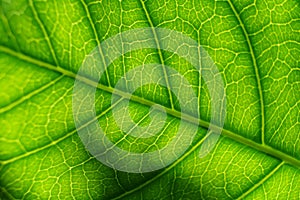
[0,0,299,199]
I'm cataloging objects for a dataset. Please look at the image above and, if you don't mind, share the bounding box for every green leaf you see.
[0,0,299,199]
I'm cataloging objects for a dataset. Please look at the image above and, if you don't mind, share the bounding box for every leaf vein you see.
[80,0,112,87]
[28,0,59,66]
[139,0,176,109]
[227,0,266,145]
[236,161,285,200]
[0,45,299,168]
[0,96,124,165]
[0,75,64,114]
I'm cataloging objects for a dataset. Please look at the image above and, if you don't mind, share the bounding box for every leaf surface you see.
[0,0,299,199]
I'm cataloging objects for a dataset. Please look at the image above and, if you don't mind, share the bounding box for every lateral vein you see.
[0,75,64,114]
[79,0,112,87]
[227,0,266,145]
[28,0,59,66]
[0,97,124,165]
[139,0,175,110]
[237,161,285,200]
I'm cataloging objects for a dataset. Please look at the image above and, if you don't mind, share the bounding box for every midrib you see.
[0,45,299,169]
